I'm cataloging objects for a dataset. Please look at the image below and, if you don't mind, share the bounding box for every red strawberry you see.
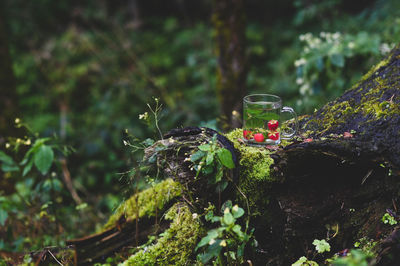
[268,120,279,131]
[268,132,279,141]
[254,133,265,142]
[243,130,252,140]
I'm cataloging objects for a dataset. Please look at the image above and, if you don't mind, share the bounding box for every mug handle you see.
[281,106,298,140]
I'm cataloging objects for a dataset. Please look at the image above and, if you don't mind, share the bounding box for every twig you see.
[361,169,373,185]
[47,250,64,266]
[60,158,82,204]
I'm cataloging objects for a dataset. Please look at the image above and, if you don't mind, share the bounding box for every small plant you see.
[292,238,331,265]
[196,201,256,264]
[292,256,318,266]
[382,212,398,225]
[0,119,72,250]
[313,239,331,254]
[188,134,235,193]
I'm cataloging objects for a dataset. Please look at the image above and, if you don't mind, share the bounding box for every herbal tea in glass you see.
[243,94,298,146]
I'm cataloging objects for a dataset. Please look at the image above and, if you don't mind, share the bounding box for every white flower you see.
[209,239,216,245]
[380,43,392,55]
[192,213,198,219]
[299,33,312,41]
[139,112,148,120]
[294,58,307,67]
[5,143,10,149]
[299,84,310,95]
[332,32,341,40]
[15,118,20,124]
[296,78,304,85]
[232,205,239,212]
[224,207,230,214]
[123,140,128,146]
[348,42,355,49]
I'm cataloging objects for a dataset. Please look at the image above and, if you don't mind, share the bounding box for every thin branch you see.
[47,250,64,266]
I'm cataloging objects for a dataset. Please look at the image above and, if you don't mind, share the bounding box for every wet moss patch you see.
[103,179,183,230]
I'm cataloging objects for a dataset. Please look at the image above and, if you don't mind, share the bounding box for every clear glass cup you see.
[243,94,298,146]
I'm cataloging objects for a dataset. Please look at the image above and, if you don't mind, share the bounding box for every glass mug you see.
[243,94,298,146]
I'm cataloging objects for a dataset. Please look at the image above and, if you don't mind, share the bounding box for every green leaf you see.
[198,144,211,151]
[312,239,331,253]
[76,203,88,210]
[228,251,236,260]
[20,157,29,166]
[292,256,308,266]
[142,138,154,147]
[206,152,214,165]
[232,205,245,218]
[202,165,214,175]
[147,153,157,163]
[1,163,19,172]
[223,212,234,225]
[330,53,345,67]
[215,180,228,193]
[0,151,15,165]
[42,178,62,192]
[205,210,214,221]
[232,224,242,235]
[34,145,54,175]
[201,240,222,263]
[215,168,223,182]
[190,150,206,162]
[237,243,245,258]
[221,200,232,212]
[196,229,219,249]
[217,148,235,169]
[22,160,34,176]
[0,209,8,226]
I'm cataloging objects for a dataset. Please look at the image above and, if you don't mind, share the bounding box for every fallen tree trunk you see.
[135,45,400,264]
[16,45,400,265]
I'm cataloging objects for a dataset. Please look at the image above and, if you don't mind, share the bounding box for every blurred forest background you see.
[1,0,400,255]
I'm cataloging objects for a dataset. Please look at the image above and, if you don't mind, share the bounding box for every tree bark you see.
[212,0,247,129]
[0,5,17,140]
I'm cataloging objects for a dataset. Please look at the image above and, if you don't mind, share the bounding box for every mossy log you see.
[142,45,400,265]
[31,46,400,265]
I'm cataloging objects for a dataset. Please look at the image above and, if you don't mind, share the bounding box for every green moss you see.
[304,66,400,135]
[103,179,182,230]
[121,203,203,265]
[225,129,274,183]
[225,129,276,214]
[352,54,392,90]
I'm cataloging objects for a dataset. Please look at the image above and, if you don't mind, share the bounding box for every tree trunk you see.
[8,47,400,265]
[212,0,247,129]
[0,5,17,140]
